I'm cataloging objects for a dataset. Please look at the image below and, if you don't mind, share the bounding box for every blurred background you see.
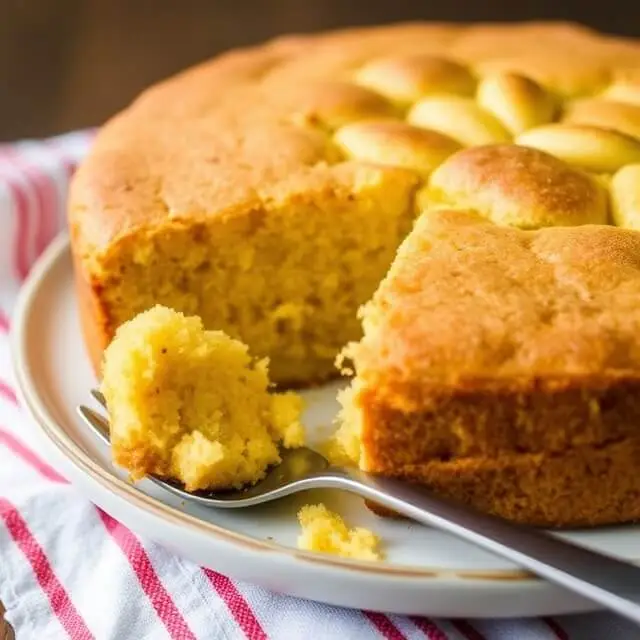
[1,0,639,141]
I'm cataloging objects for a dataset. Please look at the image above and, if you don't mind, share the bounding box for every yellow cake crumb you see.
[101,304,305,491]
[297,503,383,561]
[326,346,363,467]
[331,383,364,466]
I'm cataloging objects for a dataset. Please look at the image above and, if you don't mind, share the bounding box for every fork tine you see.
[77,405,111,445]
[91,388,107,408]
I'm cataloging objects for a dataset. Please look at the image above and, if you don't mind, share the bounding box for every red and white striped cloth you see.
[0,131,638,640]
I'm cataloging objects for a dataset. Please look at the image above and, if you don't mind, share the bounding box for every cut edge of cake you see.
[334,209,640,527]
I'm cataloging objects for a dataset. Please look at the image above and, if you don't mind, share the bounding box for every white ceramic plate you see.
[12,234,640,618]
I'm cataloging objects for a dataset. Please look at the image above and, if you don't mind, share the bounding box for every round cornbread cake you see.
[69,21,640,526]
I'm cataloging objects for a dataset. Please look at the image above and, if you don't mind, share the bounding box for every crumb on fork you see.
[101,304,305,492]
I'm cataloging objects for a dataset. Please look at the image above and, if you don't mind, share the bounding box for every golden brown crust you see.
[359,377,640,461]
[353,211,640,388]
[70,241,110,376]
[365,438,640,528]
[426,144,608,227]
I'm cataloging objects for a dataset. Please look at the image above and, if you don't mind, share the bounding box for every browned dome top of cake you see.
[68,21,640,261]
[353,209,640,385]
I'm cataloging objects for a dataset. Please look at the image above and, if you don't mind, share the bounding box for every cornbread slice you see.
[101,305,304,491]
[297,503,382,561]
[337,210,640,528]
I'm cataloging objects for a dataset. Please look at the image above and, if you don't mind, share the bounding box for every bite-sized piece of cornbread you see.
[425,144,607,228]
[562,98,640,140]
[476,72,557,135]
[407,95,511,146]
[336,210,640,527]
[516,123,640,173]
[334,120,462,178]
[354,54,476,104]
[297,503,382,561]
[101,305,305,492]
[611,164,640,229]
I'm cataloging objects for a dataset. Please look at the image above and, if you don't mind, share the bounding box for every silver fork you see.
[79,389,640,626]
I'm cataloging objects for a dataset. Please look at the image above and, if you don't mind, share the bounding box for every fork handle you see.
[318,468,640,625]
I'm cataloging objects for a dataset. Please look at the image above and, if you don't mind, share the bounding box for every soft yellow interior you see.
[95,167,417,386]
[327,381,364,467]
[297,503,382,561]
[100,304,304,491]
